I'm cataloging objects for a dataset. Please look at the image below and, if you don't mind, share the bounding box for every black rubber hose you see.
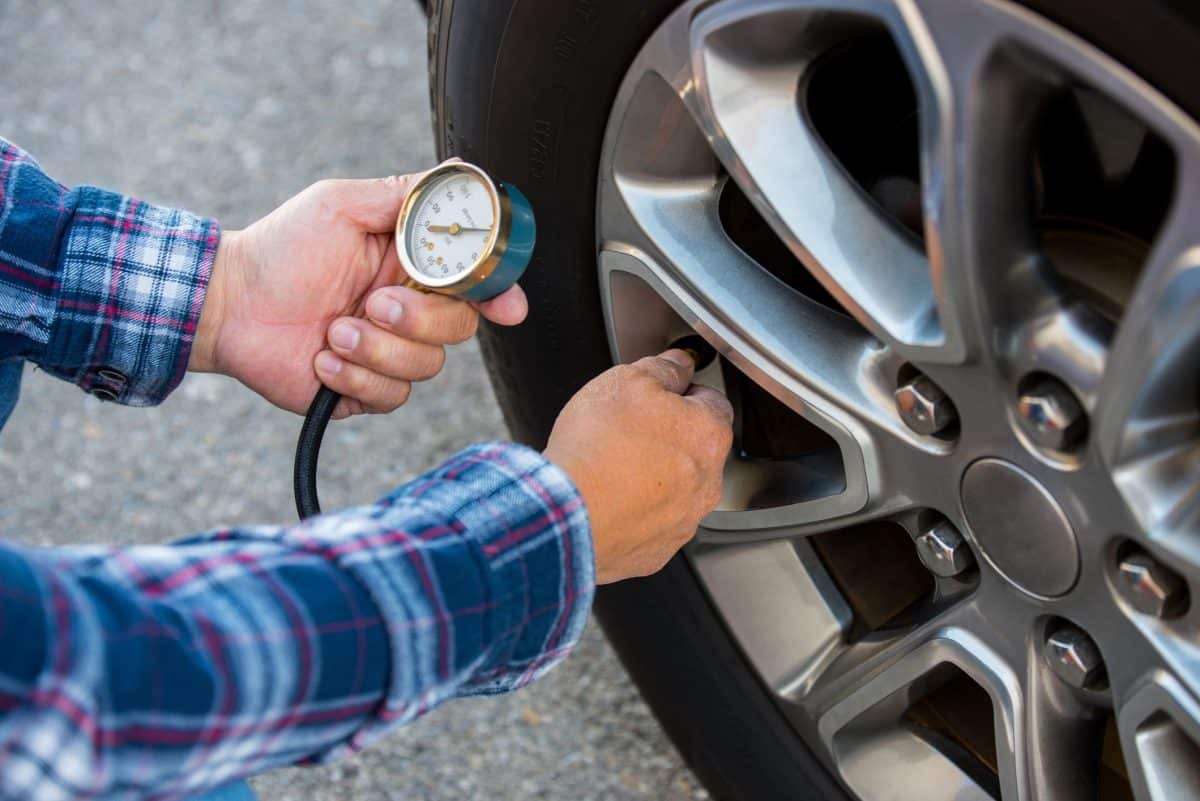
[294,385,340,519]
[294,333,708,520]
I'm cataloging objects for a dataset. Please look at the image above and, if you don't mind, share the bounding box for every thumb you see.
[684,384,735,425]
[331,158,465,233]
[631,349,696,395]
[321,174,419,234]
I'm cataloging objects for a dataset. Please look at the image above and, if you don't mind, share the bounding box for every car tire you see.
[427,1,1200,799]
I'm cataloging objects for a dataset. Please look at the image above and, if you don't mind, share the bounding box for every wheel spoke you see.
[803,585,1121,801]
[1023,635,1113,801]
[901,0,1071,368]
[1117,675,1200,801]
[685,2,945,357]
[1093,172,1200,458]
[689,538,853,698]
[805,591,1027,800]
[1094,183,1200,550]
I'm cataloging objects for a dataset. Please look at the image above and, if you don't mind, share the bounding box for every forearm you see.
[0,442,592,800]
[0,137,217,405]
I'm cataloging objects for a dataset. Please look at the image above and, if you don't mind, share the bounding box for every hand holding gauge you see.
[294,162,536,518]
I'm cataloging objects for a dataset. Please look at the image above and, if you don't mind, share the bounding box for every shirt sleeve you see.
[0,137,217,405]
[0,442,594,801]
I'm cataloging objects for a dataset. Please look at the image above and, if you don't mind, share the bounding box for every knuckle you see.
[663,358,688,382]
[710,395,735,423]
[368,378,410,411]
[395,380,413,405]
[678,452,705,486]
[682,406,710,431]
[608,364,641,388]
[310,178,338,198]
[402,344,444,380]
[359,332,387,366]
[707,441,731,471]
[365,373,392,403]
[639,356,679,382]
[342,366,371,397]
[612,363,638,380]
[718,423,734,450]
[408,309,436,342]
[706,416,734,450]
[365,400,398,415]
[632,365,665,390]
[702,480,724,513]
[420,346,447,379]
[628,357,660,378]
[448,307,479,343]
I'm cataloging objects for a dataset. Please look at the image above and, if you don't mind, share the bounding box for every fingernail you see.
[316,351,343,375]
[368,292,404,325]
[660,349,694,368]
[330,321,360,351]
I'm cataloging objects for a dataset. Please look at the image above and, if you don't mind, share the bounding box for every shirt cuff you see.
[376,440,595,692]
[40,185,218,405]
[428,441,595,696]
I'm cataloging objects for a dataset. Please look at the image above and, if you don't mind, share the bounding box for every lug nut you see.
[1118,550,1188,619]
[894,374,956,436]
[1017,377,1087,450]
[1044,627,1104,689]
[915,520,974,578]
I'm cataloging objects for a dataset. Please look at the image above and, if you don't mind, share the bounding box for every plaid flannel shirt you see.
[0,138,594,800]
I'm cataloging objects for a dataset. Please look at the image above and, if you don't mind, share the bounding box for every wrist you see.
[189,229,239,374]
[543,447,612,583]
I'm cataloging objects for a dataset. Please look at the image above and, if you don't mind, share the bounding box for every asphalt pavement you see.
[0,2,705,798]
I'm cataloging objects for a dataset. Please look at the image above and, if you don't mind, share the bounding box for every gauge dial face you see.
[403,170,496,282]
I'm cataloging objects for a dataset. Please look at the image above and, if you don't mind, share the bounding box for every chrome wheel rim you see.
[595,1,1200,799]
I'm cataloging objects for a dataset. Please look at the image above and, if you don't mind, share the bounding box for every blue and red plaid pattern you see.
[0,137,216,417]
[0,136,596,800]
[0,442,593,800]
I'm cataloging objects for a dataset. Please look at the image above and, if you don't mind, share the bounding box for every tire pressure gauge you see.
[396,161,536,302]
[294,162,537,519]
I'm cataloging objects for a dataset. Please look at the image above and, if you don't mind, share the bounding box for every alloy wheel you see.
[595,1,1200,799]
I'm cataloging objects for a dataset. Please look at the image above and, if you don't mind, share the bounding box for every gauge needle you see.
[428,223,489,235]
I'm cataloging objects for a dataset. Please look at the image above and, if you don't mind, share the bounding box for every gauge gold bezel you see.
[395,162,511,296]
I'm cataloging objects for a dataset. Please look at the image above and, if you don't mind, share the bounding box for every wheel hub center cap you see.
[960,458,1080,597]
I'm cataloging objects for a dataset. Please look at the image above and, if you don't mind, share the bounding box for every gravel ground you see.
[0,2,704,799]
